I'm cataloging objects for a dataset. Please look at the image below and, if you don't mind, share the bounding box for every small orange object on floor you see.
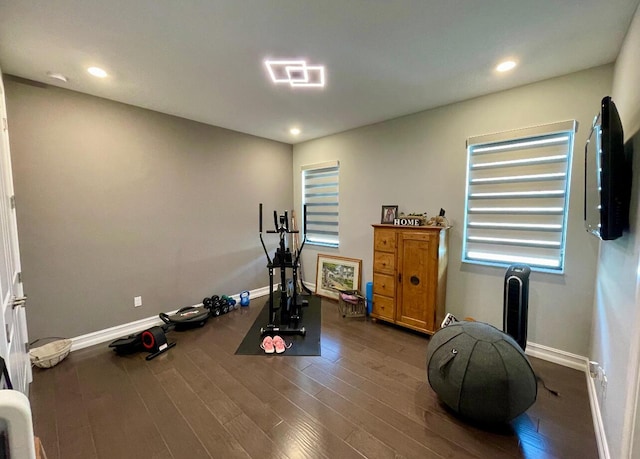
[35,436,48,459]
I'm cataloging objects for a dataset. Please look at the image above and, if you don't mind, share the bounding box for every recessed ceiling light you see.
[87,66,108,78]
[46,71,68,83]
[265,59,325,88]
[290,127,301,136]
[496,60,517,72]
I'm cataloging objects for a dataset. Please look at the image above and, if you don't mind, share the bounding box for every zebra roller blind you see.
[302,161,339,247]
[463,120,577,273]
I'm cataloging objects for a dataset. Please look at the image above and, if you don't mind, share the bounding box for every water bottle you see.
[366,282,373,315]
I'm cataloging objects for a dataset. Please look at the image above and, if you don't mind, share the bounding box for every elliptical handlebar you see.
[293,204,307,266]
[259,203,307,265]
[258,203,272,264]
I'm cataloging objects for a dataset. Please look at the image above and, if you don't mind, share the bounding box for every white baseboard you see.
[586,370,610,459]
[525,341,588,372]
[526,341,609,458]
[70,286,272,351]
[71,314,166,352]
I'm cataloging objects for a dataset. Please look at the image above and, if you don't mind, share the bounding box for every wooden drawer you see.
[373,273,395,297]
[372,294,394,319]
[374,229,396,252]
[373,251,395,275]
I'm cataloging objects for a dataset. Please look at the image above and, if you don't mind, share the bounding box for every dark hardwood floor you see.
[29,298,598,459]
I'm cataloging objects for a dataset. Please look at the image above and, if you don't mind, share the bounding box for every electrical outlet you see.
[593,363,608,403]
[134,296,142,307]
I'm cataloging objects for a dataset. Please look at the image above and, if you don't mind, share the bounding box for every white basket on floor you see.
[29,338,72,369]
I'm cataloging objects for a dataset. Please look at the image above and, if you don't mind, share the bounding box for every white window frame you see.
[302,161,339,247]
[462,121,577,273]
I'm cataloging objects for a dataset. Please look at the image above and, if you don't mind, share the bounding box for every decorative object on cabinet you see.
[380,205,398,224]
[426,208,449,227]
[371,224,449,334]
[315,254,362,300]
[395,212,427,226]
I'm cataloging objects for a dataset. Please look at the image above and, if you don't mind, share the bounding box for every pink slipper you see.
[272,335,292,354]
[260,336,275,354]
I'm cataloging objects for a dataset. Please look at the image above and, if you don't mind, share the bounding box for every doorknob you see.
[11,296,26,309]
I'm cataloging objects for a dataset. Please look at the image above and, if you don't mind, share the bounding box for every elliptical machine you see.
[259,203,309,336]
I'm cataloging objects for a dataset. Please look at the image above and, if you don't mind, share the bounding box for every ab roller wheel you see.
[109,325,175,360]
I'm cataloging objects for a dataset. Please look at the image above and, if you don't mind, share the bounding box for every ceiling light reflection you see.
[496,60,517,72]
[87,67,108,78]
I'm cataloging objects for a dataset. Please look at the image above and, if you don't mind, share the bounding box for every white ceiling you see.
[1,0,638,144]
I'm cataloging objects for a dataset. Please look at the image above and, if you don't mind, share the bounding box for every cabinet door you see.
[396,231,438,332]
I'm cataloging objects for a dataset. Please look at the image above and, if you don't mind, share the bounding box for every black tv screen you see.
[584,96,630,240]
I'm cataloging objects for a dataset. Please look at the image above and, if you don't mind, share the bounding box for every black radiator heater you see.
[503,264,531,351]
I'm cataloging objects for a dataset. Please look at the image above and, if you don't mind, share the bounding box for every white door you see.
[0,71,31,395]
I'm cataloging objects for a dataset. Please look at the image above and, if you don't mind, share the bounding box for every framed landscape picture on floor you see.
[315,254,362,300]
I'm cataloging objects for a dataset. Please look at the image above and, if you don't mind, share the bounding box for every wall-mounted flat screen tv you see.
[584,96,631,240]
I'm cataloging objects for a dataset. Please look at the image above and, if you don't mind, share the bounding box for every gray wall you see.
[294,65,613,357]
[5,78,292,340]
[592,4,640,458]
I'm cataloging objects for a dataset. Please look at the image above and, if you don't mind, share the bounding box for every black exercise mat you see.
[235,294,321,356]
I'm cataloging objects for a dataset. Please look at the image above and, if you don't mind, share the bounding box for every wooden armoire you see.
[371,224,449,335]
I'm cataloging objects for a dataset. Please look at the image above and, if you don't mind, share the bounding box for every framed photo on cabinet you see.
[381,205,398,224]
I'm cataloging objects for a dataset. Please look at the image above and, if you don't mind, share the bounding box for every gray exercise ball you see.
[426,321,537,424]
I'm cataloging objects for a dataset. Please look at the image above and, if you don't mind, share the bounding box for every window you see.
[463,121,577,273]
[302,161,339,247]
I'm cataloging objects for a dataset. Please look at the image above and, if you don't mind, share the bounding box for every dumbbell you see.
[205,295,222,317]
[219,298,230,314]
[222,295,238,310]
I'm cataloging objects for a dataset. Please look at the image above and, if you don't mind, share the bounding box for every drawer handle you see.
[410,276,420,285]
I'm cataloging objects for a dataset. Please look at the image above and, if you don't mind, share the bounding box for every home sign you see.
[393,217,422,226]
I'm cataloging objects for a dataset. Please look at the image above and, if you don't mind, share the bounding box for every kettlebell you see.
[240,290,250,307]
